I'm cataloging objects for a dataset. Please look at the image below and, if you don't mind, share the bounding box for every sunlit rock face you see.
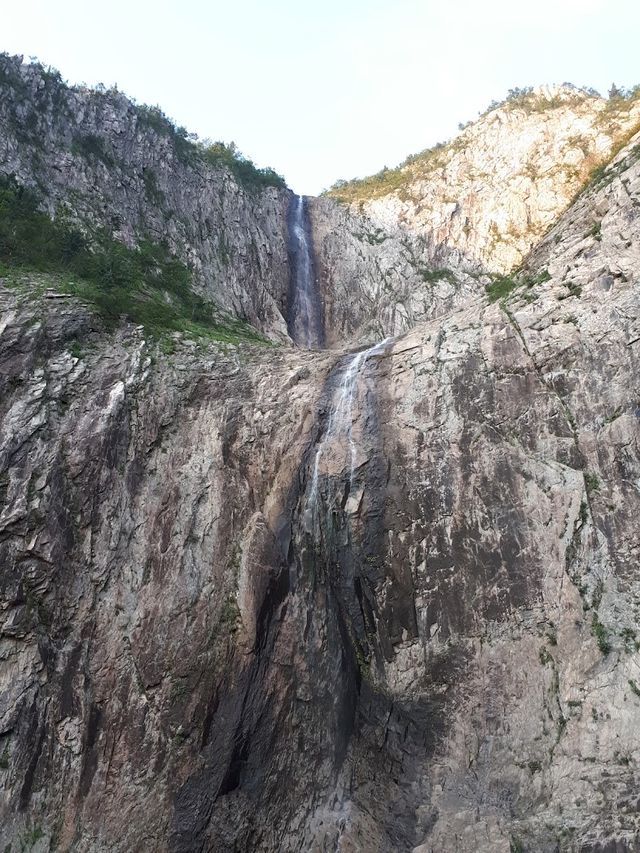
[313,86,640,342]
[1,55,640,853]
[360,86,640,273]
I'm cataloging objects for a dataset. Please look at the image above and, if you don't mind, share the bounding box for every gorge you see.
[1,55,640,853]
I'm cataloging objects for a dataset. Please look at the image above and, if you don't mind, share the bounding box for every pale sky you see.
[3,0,639,194]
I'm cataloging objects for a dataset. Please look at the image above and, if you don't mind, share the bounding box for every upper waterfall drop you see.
[286,194,324,349]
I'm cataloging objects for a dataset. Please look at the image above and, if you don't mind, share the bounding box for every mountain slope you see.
[325,85,640,274]
[0,54,292,339]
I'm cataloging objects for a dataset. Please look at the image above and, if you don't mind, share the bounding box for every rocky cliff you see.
[325,85,640,274]
[1,58,640,853]
[0,55,292,339]
[312,85,640,343]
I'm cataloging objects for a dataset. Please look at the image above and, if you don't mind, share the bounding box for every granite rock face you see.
[359,86,640,273]
[313,86,640,342]
[1,59,640,853]
[0,55,292,339]
[309,195,480,345]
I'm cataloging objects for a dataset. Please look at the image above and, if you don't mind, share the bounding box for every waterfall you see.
[308,338,390,513]
[287,194,324,349]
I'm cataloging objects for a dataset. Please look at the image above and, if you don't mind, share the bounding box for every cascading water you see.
[287,194,324,349]
[308,338,390,515]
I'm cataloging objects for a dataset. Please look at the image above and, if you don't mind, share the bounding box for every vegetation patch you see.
[200,141,286,190]
[539,646,552,666]
[480,84,597,118]
[584,472,600,494]
[0,175,269,347]
[486,275,518,302]
[485,268,551,303]
[567,281,583,298]
[71,133,116,167]
[588,220,602,241]
[353,227,387,245]
[418,267,457,284]
[328,164,413,203]
[591,614,611,655]
[0,54,286,193]
[621,628,639,652]
[141,168,165,206]
[327,141,450,202]
[134,107,286,189]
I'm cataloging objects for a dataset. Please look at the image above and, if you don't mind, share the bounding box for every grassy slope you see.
[0,176,271,349]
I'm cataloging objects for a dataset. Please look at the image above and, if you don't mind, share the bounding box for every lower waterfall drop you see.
[308,338,390,515]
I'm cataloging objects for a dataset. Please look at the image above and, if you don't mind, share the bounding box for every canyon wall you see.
[1,57,640,852]
[0,54,292,339]
[312,86,640,343]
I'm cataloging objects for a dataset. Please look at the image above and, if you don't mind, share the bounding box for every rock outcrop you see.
[325,85,640,275]
[309,195,480,345]
[0,55,292,339]
[312,86,640,343]
[1,57,640,853]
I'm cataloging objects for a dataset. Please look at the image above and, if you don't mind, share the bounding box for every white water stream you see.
[308,338,390,511]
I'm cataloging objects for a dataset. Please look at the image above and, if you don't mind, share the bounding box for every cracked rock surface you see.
[1,64,640,853]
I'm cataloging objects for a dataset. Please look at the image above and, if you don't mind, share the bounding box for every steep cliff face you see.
[311,86,640,343]
[0,55,292,339]
[325,85,640,275]
[309,195,480,345]
[1,59,640,853]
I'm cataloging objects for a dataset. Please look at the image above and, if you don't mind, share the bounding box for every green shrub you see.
[327,139,451,202]
[584,472,600,493]
[134,103,176,136]
[69,340,83,359]
[479,84,592,120]
[71,133,115,167]
[588,221,602,241]
[539,647,552,665]
[328,165,410,202]
[546,626,558,646]
[142,168,165,205]
[134,104,286,189]
[565,281,583,299]
[418,267,457,284]
[486,275,518,302]
[591,615,611,655]
[200,141,285,190]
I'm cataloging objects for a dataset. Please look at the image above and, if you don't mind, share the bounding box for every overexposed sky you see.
[3,0,639,194]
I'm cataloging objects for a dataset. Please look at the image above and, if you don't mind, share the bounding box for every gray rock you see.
[1,59,640,853]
